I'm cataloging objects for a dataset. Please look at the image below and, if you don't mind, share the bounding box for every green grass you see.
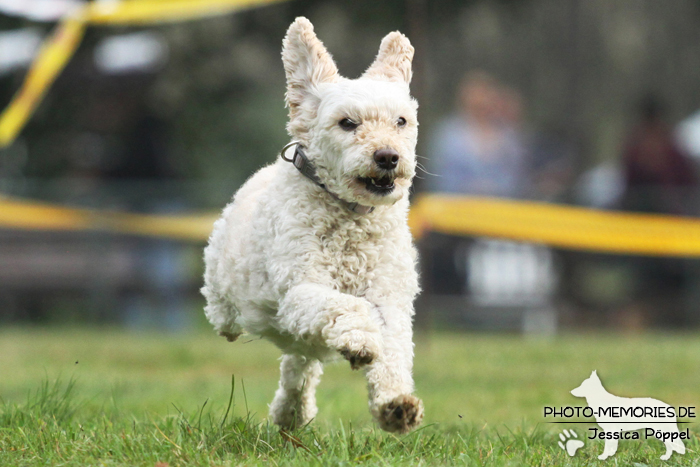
[1,328,699,465]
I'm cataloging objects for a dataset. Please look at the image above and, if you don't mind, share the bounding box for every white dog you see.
[202,17,423,433]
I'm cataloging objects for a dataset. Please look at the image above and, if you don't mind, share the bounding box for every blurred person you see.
[617,96,699,328]
[423,72,531,297]
[427,72,529,197]
[620,96,697,215]
[497,85,575,201]
[421,73,560,335]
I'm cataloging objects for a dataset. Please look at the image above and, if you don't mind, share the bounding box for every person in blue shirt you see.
[428,71,529,198]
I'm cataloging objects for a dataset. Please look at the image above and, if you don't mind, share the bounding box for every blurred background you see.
[2,0,700,334]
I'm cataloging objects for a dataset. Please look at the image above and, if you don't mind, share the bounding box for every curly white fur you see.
[202,17,423,433]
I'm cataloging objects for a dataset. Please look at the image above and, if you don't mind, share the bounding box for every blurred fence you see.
[2,182,700,332]
[0,180,230,327]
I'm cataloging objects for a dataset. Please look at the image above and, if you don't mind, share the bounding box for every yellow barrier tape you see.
[85,0,286,25]
[408,194,700,257]
[0,197,218,242]
[0,0,284,148]
[0,196,92,231]
[3,194,700,256]
[104,211,219,241]
[0,18,86,147]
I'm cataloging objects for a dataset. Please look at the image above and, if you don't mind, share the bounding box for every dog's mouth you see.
[358,175,395,195]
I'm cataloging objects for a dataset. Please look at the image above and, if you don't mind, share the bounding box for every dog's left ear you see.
[363,31,414,84]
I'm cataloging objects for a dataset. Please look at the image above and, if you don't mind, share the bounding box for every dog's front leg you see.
[364,306,424,433]
[277,283,383,368]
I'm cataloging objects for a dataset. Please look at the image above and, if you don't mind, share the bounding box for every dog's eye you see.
[397,117,407,127]
[339,118,359,131]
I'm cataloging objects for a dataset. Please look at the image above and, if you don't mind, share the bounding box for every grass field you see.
[1,327,699,466]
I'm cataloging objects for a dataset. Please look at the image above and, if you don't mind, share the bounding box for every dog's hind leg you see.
[202,288,243,341]
[269,354,323,430]
[364,307,423,434]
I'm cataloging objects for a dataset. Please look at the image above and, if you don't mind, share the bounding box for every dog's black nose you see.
[373,148,399,170]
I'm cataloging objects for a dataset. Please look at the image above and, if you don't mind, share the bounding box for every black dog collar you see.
[280,141,375,215]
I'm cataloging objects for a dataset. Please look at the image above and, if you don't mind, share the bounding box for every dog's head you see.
[570,370,602,398]
[282,17,417,207]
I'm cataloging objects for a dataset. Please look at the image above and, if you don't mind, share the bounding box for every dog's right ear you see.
[363,31,414,84]
[282,17,339,134]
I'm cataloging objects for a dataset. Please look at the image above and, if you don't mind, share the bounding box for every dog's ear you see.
[282,17,339,126]
[363,31,414,84]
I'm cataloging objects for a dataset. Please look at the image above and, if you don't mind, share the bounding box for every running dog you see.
[202,17,422,433]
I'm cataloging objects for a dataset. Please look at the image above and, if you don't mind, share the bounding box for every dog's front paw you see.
[336,330,381,370]
[218,331,241,342]
[377,394,424,434]
[340,346,374,369]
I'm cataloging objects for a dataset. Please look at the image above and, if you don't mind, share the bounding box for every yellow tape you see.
[103,211,219,241]
[3,194,700,256]
[0,18,86,147]
[85,0,285,25]
[0,196,92,231]
[408,194,700,257]
[0,197,218,242]
[0,0,284,148]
